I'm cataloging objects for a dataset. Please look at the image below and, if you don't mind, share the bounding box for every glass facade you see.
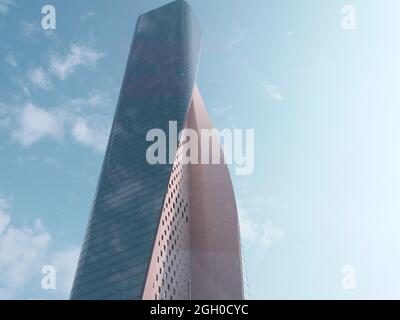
[70,0,202,300]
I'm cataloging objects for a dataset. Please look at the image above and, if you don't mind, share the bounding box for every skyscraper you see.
[70,0,243,300]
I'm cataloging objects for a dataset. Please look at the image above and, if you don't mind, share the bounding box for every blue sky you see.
[1,0,400,299]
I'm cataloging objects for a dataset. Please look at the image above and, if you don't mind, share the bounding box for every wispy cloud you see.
[12,103,64,146]
[213,104,233,118]
[16,79,31,96]
[22,44,102,91]
[0,196,80,299]
[81,11,95,21]
[16,155,63,170]
[5,53,17,67]
[239,207,284,248]
[67,93,112,152]
[2,95,111,152]
[0,0,15,14]
[50,44,104,80]
[72,117,108,152]
[0,218,51,288]
[69,93,109,108]
[48,247,80,297]
[0,102,12,129]
[21,21,57,41]
[2,45,110,151]
[228,24,246,50]
[262,83,284,102]
[27,68,51,90]
[21,21,40,38]
[0,196,51,293]
[0,198,11,235]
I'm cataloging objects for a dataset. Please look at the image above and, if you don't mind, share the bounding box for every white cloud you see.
[0,196,51,295]
[228,24,246,50]
[12,103,64,146]
[259,222,284,247]
[43,157,63,169]
[1,97,111,151]
[0,196,80,299]
[27,67,51,90]
[21,21,40,38]
[16,79,31,96]
[239,207,284,248]
[69,93,109,108]
[0,198,10,234]
[72,117,108,152]
[262,83,283,102]
[16,155,63,170]
[213,104,232,117]
[0,102,12,129]
[81,11,95,21]
[239,211,257,243]
[0,0,14,14]
[0,219,51,288]
[49,247,80,296]
[6,53,17,67]
[50,44,104,80]
[24,45,102,90]
[0,197,9,209]
[21,21,57,41]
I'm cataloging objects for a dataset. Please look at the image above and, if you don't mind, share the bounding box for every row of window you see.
[151,143,191,300]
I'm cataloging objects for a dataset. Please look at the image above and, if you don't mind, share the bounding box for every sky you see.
[1,0,400,299]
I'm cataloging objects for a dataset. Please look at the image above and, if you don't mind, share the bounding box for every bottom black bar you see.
[0,300,396,319]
